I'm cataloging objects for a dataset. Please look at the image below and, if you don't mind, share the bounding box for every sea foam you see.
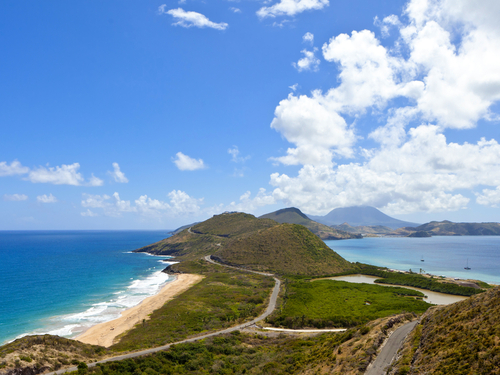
[15,264,175,340]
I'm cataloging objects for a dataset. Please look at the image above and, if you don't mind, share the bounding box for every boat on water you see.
[464,258,471,270]
[421,255,424,262]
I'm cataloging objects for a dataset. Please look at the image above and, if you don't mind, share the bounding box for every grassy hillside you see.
[214,223,356,276]
[391,286,500,375]
[191,212,277,238]
[0,335,106,373]
[260,207,361,240]
[134,212,278,260]
[136,212,356,276]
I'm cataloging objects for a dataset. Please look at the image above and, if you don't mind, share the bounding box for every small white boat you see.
[464,258,471,270]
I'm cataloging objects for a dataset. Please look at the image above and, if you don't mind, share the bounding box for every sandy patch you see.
[76,273,204,347]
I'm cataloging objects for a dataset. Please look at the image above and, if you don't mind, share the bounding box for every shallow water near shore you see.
[0,230,172,345]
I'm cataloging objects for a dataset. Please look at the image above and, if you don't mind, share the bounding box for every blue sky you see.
[2,0,500,230]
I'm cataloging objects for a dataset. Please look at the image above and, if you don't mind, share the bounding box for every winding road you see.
[47,256,280,375]
[46,253,410,375]
[365,320,418,375]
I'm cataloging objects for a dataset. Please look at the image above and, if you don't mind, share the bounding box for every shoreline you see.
[76,273,204,347]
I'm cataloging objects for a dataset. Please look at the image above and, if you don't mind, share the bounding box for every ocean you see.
[1,232,500,345]
[325,236,500,284]
[0,230,172,345]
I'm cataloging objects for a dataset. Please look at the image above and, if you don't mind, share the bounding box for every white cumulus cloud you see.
[293,48,320,72]
[27,163,85,185]
[227,188,276,213]
[265,0,500,215]
[161,7,228,30]
[25,163,102,186]
[257,0,329,19]
[303,32,314,44]
[0,160,30,177]
[81,193,111,208]
[37,194,57,203]
[108,162,129,183]
[80,190,203,218]
[173,152,206,171]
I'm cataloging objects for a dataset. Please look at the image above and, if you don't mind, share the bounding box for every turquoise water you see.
[326,236,500,284]
[0,230,172,345]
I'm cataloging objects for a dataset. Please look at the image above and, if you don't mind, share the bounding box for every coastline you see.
[76,273,204,347]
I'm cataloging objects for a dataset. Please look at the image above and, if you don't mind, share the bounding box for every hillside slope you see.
[309,206,419,229]
[391,286,500,374]
[213,223,355,276]
[260,207,361,240]
[134,212,278,260]
[136,212,356,276]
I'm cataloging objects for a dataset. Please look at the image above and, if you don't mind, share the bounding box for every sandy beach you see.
[76,273,204,347]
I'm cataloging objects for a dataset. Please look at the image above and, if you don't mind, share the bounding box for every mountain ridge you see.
[135,212,357,276]
[259,207,362,240]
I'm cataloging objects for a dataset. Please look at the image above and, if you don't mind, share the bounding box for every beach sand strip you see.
[76,273,204,347]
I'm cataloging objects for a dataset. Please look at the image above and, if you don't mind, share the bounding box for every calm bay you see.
[325,236,500,284]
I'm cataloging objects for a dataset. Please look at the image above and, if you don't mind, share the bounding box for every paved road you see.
[365,320,418,375]
[47,257,280,375]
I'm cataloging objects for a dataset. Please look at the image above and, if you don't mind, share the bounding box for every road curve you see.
[47,257,280,375]
[365,320,418,375]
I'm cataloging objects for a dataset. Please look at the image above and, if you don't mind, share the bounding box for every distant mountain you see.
[332,223,395,235]
[308,206,420,229]
[408,220,500,236]
[259,207,361,240]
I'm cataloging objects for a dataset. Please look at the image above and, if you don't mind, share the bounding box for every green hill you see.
[391,286,500,374]
[213,223,355,276]
[136,212,356,276]
[134,212,278,260]
[260,207,361,240]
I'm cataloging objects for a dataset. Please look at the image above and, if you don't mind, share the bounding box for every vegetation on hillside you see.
[134,213,278,260]
[267,280,430,329]
[63,313,416,375]
[111,260,274,352]
[215,223,356,276]
[0,335,106,373]
[260,207,361,240]
[390,286,500,375]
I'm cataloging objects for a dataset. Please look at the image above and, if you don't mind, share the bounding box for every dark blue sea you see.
[0,230,172,345]
[326,236,500,285]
